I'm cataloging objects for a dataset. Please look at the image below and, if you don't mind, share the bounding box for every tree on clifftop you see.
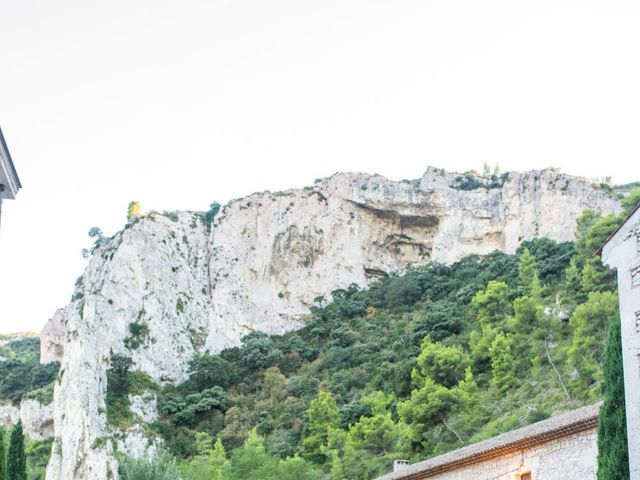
[7,421,26,480]
[597,315,629,479]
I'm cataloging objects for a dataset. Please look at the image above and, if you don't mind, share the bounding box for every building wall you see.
[419,429,597,480]
[602,207,640,480]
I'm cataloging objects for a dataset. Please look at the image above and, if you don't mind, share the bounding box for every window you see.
[515,469,531,480]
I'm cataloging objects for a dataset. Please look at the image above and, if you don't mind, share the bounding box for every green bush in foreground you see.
[7,422,26,480]
[119,448,182,480]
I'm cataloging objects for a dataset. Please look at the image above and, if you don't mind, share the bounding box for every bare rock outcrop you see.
[45,167,621,480]
[40,309,65,364]
[0,399,53,440]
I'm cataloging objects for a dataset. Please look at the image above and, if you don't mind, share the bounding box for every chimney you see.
[393,460,410,473]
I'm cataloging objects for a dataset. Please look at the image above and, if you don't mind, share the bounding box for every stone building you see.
[375,403,600,480]
[601,201,640,480]
[0,126,21,228]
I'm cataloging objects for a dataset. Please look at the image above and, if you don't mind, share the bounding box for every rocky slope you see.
[0,399,53,440]
[0,334,55,441]
[44,167,620,480]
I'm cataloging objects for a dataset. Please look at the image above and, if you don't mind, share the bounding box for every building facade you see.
[0,127,21,227]
[601,202,640,480]
[375,404,600,480]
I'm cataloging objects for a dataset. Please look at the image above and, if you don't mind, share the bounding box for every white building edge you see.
[0,126,21,227]
[601,201,640,480]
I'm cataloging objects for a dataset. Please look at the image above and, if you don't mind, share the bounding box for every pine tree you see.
[471,281,511,328]
[0,427,6,480]
[518,248,539,295]
[490,333,516,393]
[597,315,629,479]
[299,391,340,464]
[568,291,618,395]
[7,421,26,480]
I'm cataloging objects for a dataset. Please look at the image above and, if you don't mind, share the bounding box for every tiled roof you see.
[375,403,601,480]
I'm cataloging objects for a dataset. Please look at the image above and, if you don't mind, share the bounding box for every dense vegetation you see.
[0,338,58,405]
[0,338,58,480]
[0,422,36,480]
[112,197,638,480]
[0,421,52,480]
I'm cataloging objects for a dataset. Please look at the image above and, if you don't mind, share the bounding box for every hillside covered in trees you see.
[2,191,637,480]
[105,192,639,480]
[0,337,57,480]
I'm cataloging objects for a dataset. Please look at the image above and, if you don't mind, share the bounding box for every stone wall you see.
[407,428,597,480]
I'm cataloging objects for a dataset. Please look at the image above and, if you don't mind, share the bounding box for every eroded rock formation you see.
[45,167,620,480]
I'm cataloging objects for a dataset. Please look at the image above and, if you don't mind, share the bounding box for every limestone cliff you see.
[0,399,53,440]
[45,167,620,480]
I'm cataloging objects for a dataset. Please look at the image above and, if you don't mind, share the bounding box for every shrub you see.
[8,421,26,480]
[119,449,182,480]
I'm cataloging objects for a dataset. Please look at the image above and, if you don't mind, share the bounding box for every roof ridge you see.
[375,403,601,480]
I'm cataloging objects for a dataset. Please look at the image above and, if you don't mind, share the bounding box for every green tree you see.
[413,302,466,342]
[581,258,615,294]
[7,422,26,480]
[570,211,618,296]
[228,430,278,480]
[597,315,629,479]
[621,189,640,215]
[158,386,228,427]
[0,427,6,480]
[240,332,283,371]
[568,291,619,396]
[399,368,477,452]
[299,391,340,464]
[471,281,511,327]
[181,436,230,480]
[510,294,543,336]
[574,212,619,266]
[490,333,516,393]
[119,448,182,480]
[108,354,133,395]
[469,324,498,373]
[277,456,323,480]
[127,201,141,222]
[563,257,582,301]
[337,393,409,479]
[384,275,423,310]
[413,337,470,389]
[518,248,540,295]
[187,354,232,390]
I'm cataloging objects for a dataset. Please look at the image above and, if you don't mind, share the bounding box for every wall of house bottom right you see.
[423,429,597,480]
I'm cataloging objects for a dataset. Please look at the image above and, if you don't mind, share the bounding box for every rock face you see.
[40,309,65,364]
[45,168,620,480]
[0,399,54,441]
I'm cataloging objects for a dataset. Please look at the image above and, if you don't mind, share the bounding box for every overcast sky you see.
[1,0,639,333]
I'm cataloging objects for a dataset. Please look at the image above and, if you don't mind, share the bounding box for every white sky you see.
[1,0,639,333]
